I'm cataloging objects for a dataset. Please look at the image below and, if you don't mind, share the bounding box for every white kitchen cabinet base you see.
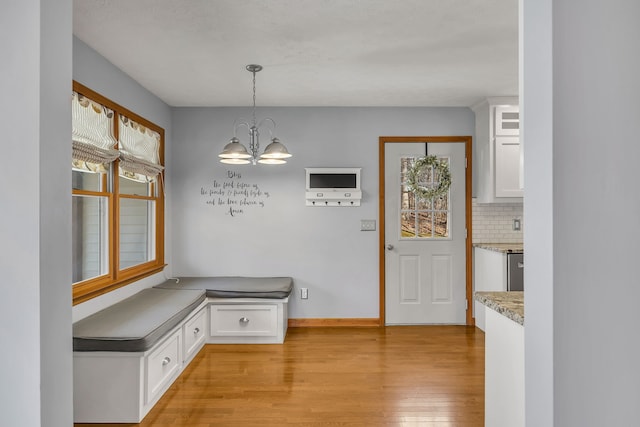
[208,297,288,344]
[474,301,486,331]
[485,307,525,427]
[473,246,507,331]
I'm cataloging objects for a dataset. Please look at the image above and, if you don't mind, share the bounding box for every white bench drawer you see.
[183,307,207,362]
[210,304,277,337]
[145,329,181,404]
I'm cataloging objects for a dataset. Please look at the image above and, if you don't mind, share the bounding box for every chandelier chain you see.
[252,70,257,126]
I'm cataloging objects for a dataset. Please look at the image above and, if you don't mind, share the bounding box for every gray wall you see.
[72,38,174,321]
[553,0,640,424]
[172,106,474,319]
[521,0,554,425]
[524,0,640,425]
[1,1,73,426]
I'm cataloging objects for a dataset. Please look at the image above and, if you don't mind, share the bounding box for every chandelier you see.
[218,64,292,165]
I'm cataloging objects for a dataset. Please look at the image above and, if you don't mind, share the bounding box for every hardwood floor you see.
[75,326,484,426]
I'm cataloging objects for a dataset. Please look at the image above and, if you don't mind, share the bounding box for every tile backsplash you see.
[472,199,523,243]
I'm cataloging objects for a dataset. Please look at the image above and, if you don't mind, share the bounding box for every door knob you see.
[387,244,394,250]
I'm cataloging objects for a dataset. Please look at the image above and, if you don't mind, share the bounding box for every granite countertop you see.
[475,291,524,325]
[474,243,524,253]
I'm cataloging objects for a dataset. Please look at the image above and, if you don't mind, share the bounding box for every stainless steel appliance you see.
[507,253,524,291]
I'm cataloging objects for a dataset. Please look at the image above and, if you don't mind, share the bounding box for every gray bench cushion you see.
[154,276,293,299]
[73,288,206,352]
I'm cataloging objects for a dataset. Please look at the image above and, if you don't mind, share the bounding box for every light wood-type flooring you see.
[75,326,485,426]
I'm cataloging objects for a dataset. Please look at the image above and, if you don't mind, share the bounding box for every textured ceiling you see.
[73,0,518,107]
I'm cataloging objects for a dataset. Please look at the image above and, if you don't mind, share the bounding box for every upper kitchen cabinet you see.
[472,97,523,203]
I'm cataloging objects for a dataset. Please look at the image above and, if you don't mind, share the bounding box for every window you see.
[72,81,165,305]
[400,156,450,239]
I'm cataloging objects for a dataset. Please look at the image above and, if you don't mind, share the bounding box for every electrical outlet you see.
[513,218,521,231]
[300,288,308,299]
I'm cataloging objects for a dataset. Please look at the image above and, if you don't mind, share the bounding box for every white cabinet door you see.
[485,308,525,427]
[472,98,523,203]
[210,304,278,337]
[145,329,182,405]
[473,247,507,331]
[494,106,520,136]
[495,136,524,198]
[183,307,207,363]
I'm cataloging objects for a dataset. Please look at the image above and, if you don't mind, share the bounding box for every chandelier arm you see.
[256,117,276,139]
[232,118,251,137]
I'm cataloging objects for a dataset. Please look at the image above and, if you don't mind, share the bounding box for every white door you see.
[384,142,467,324]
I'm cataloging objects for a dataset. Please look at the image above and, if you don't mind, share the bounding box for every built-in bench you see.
[155,276,292,344]
[73,276,293,423]
[155,276,293,299]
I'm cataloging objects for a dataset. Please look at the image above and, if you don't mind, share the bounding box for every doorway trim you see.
[378,136,474,326]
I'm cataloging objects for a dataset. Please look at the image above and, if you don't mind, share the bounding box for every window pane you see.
[119,198,155,269]
[433,194,449,211]
[400,157,414,175]
[401,185,415,210]
[417,211,433,238]
[119,174,151,196]
[401,212,416,238]
[417,192,432,210]
[72,170,102,192]
[400,155,451,240]
[434,211,449,238]
[72,195,109,283]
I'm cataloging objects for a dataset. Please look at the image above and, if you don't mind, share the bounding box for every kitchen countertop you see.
[473,243,523,253]
[474,291,524,325]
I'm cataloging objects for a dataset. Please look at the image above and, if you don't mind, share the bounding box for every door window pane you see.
[399,156,450,239]
[416,211,433,237]
[72,195,109,282]
[401,212,417,238]
[434,212,448,238]
[119,198,155,269]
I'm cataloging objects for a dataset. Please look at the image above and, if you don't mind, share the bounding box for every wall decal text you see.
[200,171,270,216]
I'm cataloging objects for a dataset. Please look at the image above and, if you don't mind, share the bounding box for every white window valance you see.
[118,115,164,181]
[71,92,120,172]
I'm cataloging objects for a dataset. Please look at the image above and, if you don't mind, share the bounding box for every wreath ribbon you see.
[406,155,451,200]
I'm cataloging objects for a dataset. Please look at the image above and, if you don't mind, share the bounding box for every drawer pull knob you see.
[239,317,250,324]
[193,327,200,335]
[162,357,171,366]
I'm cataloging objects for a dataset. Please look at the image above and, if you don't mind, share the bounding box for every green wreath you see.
[406,155,451,200]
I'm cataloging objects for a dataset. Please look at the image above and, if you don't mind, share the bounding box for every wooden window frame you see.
[72,81,165,305]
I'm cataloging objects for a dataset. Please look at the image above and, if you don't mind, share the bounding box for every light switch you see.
[361,219,376,231]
